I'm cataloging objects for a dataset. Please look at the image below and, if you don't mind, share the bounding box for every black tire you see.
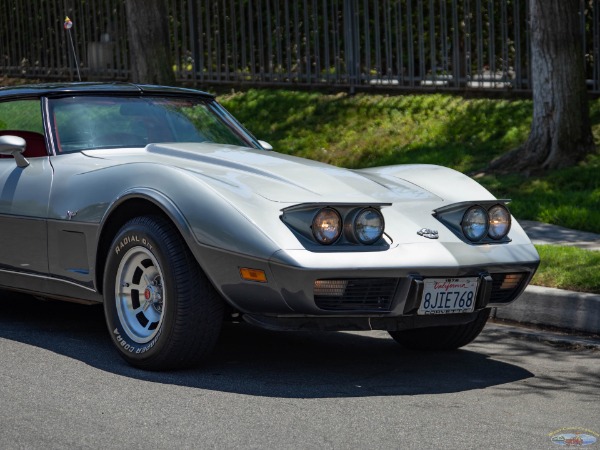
[103,215,223,370]
[388,309,491,350]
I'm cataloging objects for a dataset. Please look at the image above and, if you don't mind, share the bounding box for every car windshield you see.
[50,96,253,153]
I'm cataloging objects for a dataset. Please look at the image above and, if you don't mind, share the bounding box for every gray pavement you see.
[495,220,600,335]
[1,299,599,450]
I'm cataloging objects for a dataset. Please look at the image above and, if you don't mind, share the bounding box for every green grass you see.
[533,245,600,294]
[222,89,533,172]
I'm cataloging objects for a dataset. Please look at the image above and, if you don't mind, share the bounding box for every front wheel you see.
[103,215,223,370]
[388,309,491,350]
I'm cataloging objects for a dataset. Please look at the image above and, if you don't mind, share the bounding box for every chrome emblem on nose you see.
[417,228,439,239]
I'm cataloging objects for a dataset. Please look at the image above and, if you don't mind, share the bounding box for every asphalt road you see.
[1,292,599,449]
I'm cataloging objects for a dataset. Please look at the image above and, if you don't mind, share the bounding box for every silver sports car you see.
[0,83,539,370]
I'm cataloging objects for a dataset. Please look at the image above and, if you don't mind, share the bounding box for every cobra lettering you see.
[113,328,135,353]
[112,328,161,354]
[114,235,153,255]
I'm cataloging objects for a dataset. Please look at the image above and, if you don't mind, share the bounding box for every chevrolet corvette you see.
[0,83,539,370]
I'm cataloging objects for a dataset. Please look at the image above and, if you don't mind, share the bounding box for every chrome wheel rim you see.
[115,246,166,344]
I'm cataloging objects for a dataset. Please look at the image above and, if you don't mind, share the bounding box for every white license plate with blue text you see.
[418,278,478,315]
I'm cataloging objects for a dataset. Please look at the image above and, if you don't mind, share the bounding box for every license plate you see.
[418,278,478,315]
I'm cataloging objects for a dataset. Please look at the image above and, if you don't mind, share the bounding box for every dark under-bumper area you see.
[242,309,485,332]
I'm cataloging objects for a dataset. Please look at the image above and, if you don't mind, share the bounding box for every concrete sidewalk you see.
[520,220,600,250]
[493,221,600,335]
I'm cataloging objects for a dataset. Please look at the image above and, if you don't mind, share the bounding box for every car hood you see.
[75,143,531,254]
[95,142,441,204]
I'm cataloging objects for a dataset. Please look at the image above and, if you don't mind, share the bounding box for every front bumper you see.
[193,241,540,325]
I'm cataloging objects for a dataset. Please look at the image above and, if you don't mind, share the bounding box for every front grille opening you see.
[314,278,399,311]
[490,272,527,304]
[314,279,349,297]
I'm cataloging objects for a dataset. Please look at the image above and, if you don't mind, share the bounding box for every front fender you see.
[49,156,284,297]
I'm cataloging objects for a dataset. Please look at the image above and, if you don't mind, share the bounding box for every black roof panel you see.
[0,82,214,100]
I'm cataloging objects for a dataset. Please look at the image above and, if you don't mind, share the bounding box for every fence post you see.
[343,0,360,92]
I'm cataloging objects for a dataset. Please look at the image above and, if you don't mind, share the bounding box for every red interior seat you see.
[0,130,48,158]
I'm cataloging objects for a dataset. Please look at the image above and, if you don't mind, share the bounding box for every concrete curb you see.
[512,221,600,336]
[493,285,600,335]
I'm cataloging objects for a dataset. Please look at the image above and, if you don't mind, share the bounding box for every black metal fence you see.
[1,0,599,94]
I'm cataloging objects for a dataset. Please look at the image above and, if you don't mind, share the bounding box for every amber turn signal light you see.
[239,268,268,283]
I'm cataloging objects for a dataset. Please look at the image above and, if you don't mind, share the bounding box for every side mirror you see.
[0,135,30,168]
[258,140,273,151]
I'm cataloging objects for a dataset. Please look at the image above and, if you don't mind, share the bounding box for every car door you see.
[0,158,52,274]
[0,99,52,281]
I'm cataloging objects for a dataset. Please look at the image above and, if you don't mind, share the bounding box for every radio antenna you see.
[64,16,81,81]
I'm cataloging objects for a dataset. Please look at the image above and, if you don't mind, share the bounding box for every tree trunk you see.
[125,0,175,85]
[488,0,595,174]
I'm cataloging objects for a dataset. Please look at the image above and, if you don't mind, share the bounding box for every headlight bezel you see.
[434,200,513,245]
[281,203,389,249]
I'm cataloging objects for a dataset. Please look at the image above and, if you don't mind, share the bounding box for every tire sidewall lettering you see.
[114,234,154,256]
[112,327,163,354]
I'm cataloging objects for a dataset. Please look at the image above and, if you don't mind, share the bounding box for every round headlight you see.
[462,206,488,241]
[488,204,511,240]
[353,208,385,244]
[312,208,342,244]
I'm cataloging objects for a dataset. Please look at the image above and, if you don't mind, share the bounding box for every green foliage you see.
[220,89,532,172]
[533,245,600,294]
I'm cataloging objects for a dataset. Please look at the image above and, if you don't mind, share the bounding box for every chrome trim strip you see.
[0,267,98,293]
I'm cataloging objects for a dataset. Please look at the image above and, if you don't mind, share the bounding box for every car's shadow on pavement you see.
[0,292,534,398]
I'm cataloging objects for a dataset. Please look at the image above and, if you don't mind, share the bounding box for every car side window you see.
[0,100,44,133]
[0,99,48,158]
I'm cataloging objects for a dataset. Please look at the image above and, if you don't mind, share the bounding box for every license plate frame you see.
[417,277,478,315]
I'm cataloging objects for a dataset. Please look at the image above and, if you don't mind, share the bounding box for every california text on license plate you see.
[418,278,478,315]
